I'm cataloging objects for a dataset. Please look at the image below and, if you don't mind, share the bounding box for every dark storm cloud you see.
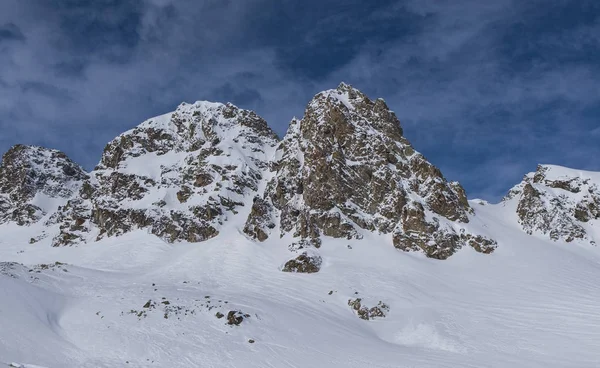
[240,0,423,79]
[0,23,25,42]
[0,0,599,201]
[323,0,600,199]
[212,83,264,107]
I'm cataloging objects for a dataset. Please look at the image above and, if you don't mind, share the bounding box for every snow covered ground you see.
[2,200,600,368]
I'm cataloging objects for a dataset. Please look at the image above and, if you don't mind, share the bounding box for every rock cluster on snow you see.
[347,298,390,320]
[282,252,323,273]
[226,310,251,326]
[0,262,21,278]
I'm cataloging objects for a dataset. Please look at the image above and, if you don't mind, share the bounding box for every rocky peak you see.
[97,101,278,170]
[0,145,88,225]
[244,84,495,259]
[304,82,404,140]
[50,101,279,246]
[504,164,600,244]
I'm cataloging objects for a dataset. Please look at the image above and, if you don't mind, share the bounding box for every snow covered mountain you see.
[503,164,600,244]
[24,102,279,247]
[2,84,600,368]
[2,83,495,260]
[244,83,495,260]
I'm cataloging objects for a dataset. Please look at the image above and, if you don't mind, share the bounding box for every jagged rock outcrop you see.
[245,83,495,259]
[504,164,600,244]
[50,101,278,246]
[0,145,88,226]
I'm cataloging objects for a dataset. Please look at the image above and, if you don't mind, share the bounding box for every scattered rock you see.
[0,262,21,278]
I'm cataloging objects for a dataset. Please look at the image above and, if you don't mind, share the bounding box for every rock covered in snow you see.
[504,164,600,244]
[0,145,88,226]
[281,252,322,273]
[50,101,278,246]
[244,83,496,259]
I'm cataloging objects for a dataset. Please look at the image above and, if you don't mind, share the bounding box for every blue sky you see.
[0,0,599,201]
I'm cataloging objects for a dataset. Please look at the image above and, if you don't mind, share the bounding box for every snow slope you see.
[2,200,600,368]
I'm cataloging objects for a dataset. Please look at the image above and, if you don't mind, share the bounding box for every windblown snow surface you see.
[2,195,600,368]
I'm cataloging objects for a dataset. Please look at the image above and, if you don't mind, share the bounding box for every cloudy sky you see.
[1,0,599,201]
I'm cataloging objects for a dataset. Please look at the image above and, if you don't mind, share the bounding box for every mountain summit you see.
[244,83,496,259]
[49,101,279,247]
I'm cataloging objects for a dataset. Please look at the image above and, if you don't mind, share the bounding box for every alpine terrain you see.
[1,84,600,368]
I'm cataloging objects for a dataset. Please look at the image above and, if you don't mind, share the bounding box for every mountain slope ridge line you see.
[0,83,598,258]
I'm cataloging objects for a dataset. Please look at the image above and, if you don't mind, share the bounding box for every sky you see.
[0,0,599,202]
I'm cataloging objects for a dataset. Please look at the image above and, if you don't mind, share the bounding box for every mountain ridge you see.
[1,83,597,258]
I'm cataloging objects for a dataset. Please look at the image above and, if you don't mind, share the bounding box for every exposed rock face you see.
[505,164,600,244]
[50,101,278,246]
[243,196,275,242]
[0,145,88,226]
[245,83,495,259]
